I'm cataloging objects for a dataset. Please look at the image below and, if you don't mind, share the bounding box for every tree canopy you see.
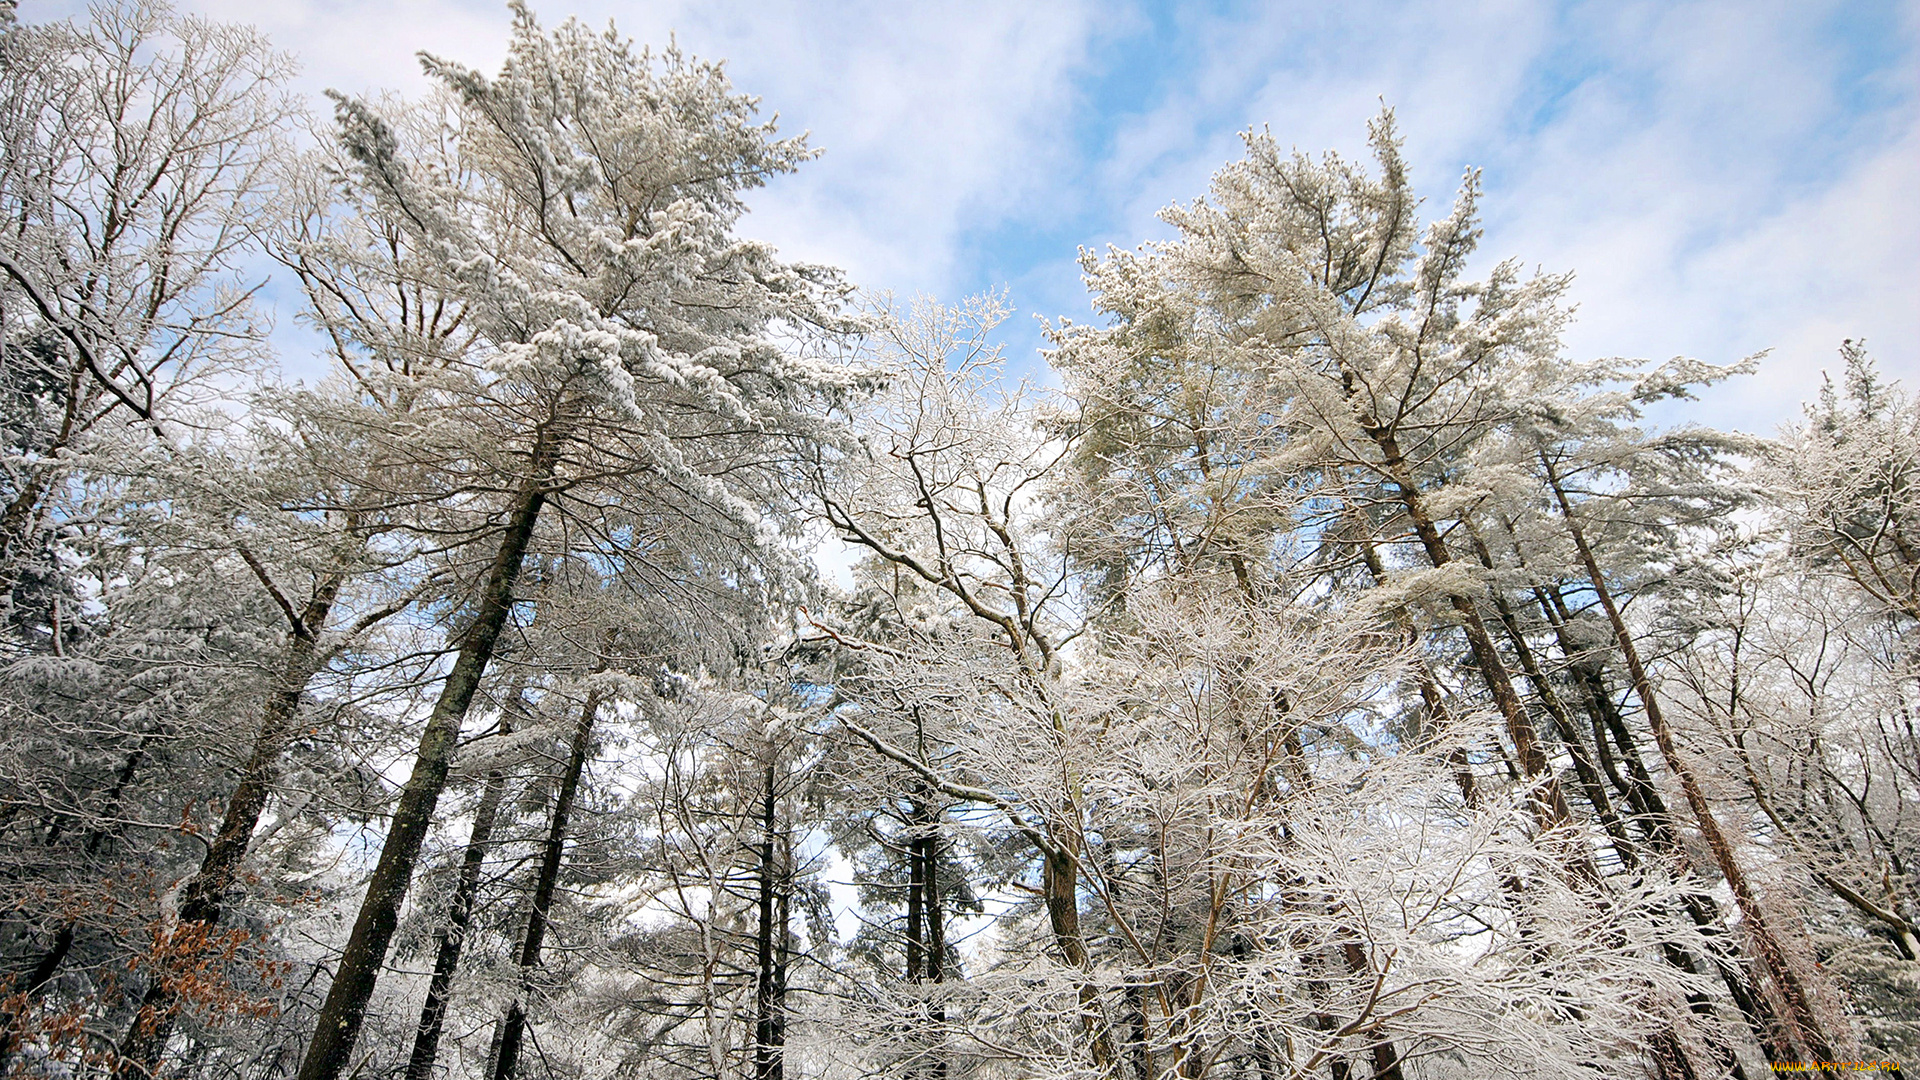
[0,4,1912,1079]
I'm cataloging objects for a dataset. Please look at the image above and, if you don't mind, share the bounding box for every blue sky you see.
[37,0,1916,430]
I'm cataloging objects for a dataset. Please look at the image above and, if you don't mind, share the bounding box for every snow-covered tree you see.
[283,8,864,1079]
[3,4,1912,1077]
[1044,112,1858,1076]
[0,0,294,606]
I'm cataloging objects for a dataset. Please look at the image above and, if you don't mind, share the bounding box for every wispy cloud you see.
[26,0,1911,425]
[1071,0,1917,427]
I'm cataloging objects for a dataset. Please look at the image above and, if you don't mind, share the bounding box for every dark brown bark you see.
[840,720,1114,1074]
[296,429,559,1080]
[1361,425,1576,835]
[1044,845,1122,1076]
[117,580,339,1074]
[1467,528,1639,859]
[751,755,788,1080]
[905,810,924,985]
[1531,580,1680,848]
[489,690,598,1080]
[1302,943,1353,1080]
[1477,542,1761,1077]
[1121,981,1152,1080]
[405,706,517,1080]
[17,926,73,1006]
[1542,458,1839,1062]
[1337,939,1404,1080]
[1538,614,1788,1066]
[918,820,943,987]
[1651,1029,1706,1080]
[905,791,947,1080]
[1543,586,1784,1062]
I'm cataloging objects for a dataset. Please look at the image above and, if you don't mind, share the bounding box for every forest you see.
[1,3,1915,1078]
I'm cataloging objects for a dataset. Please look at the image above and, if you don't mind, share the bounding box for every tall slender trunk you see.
[1543,582,1785,1064]
[1358,523,1549,984]
[1340,937,1404,1080]
[905,806,924,985]
[752,757,787,1080]
[1121,980,1151,1080]
[1541,457,1840,1061]
[923,830,943,987]
[905,702,945,1073]
[1043,846,1121,1076]
[1472,528,1750,1079]
[296,429,560,1080]
[1531,581,1679,846]
[1360,424,1576,836]
[843,715,1113,1072]
[489,689,598,1080]
[405,704,518,1080]
[916,810,945,988]
[906,789,946,1080]
[1535,559,1781,1063]
[116,581,340,1073]
[1465,527,1637,857]
[1298,938,1353,1080]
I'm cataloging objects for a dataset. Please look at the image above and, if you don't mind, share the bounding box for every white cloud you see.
[24,0,1911,428]
[661,0,1099,295]
[184,0,508,98]
[32,0,1097,296]
[1470,0,1919,430]
[1077,0,1916,428]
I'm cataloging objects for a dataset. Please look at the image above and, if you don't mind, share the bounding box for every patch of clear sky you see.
[950,0,1231,380]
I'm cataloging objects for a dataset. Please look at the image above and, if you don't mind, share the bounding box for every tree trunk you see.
[1360,424,1577,836]
[1531,579,1679,847]
[919,810,945,989]
[1044,844,1122,1076]
[296,430,558,1080]
[1535,599,1789,1065]
[1548,610,1785,1062]
[116,581,339,1074]
[1472,531,1756,1078]
[1542,458,1840,1062]
[1468,530,1639,856]
[752,757,787,1080]
[405,704,518,1080]
[1303,943,1353,1080]
[489,690,598,1080]
[1340,939,1404,1080]
[905,805,924,985]
[907,791,946,1080]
